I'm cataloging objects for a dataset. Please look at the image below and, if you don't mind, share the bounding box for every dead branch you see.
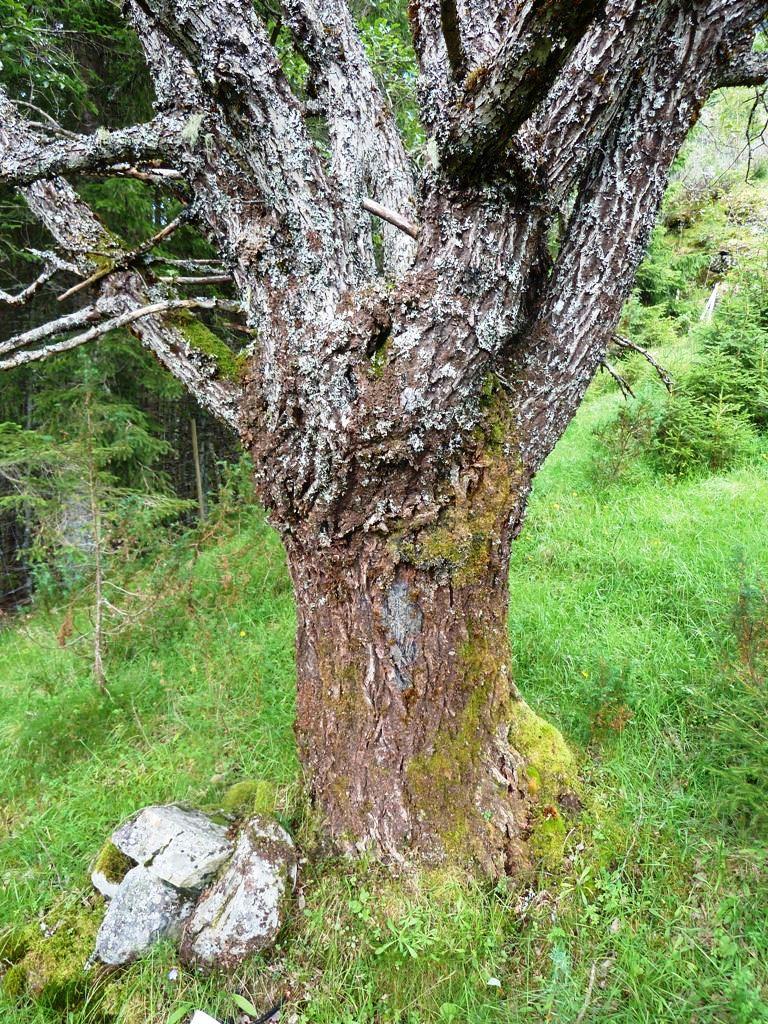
[600,360,635,400]
[612,334,674,391]
[0,297,235,370]
[0,305,103,357]
[719,49,768,89]
[0,252,79,306]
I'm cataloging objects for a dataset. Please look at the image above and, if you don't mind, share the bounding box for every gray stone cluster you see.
[92,805,296,970]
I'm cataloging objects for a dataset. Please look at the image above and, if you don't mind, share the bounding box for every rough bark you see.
[2,0,768,873]
[286,429,579,872]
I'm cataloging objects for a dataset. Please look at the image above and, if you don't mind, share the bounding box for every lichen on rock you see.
[95,866,194,967]
[112,804,233,892]
[180,815,297,970]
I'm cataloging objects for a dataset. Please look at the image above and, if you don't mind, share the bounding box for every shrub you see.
[595,260,768,479]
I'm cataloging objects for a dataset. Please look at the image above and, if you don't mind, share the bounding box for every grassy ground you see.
[0,378,766,1023]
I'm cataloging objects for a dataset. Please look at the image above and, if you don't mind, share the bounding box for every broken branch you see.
[58,210,189,302]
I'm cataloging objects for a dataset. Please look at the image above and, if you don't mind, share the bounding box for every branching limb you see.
[0,305,104,357]
[432,0,604,177]
[515,1,646,203]
[0,111,185,188]
[719,49,768,88]
[127,0,361,333]
[612,335,674,391]
[506,2,730,469]
[0,88,244,429]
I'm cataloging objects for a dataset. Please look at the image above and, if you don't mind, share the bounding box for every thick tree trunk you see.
[286,464,577,875]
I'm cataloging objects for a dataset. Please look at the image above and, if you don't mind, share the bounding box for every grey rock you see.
[180,816,297,969]
[91,869,122,901]
[112,805,232,892]
[95,866,193,966]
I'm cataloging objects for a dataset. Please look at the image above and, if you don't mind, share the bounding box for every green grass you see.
[1,382,766,1023]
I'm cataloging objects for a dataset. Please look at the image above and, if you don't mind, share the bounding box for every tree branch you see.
[0,297,232,370]
[0,88,244,429]
[612,334,674,391]
[439,0,468,78]
[126,0,363,335]
[718,49,768,88]
[506,2,733,470]
[279,0,417,276]
[600,360,634,399]
[0,305,103,357]
[0,112,185,188]
[361,198,419,240]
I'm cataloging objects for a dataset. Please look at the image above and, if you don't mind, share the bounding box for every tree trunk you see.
[286,455,577,875]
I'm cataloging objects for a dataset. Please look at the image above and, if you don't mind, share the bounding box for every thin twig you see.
[157,274,233,285]
[574,962,598,1024]
[0,252,79,307]
[612,334,674,390]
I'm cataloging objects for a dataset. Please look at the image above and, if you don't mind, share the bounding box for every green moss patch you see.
[168,310,248,382]
[0,925,32,965]
[3,902,101,1010]
[92,841,133,886]
[221,778,278,818]
[508,698,578,805]
[528,810,567,871]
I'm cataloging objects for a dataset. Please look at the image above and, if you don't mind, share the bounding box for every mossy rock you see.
[92,841,133,887]
[11,902,101,1009]
[221,779,278,818]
